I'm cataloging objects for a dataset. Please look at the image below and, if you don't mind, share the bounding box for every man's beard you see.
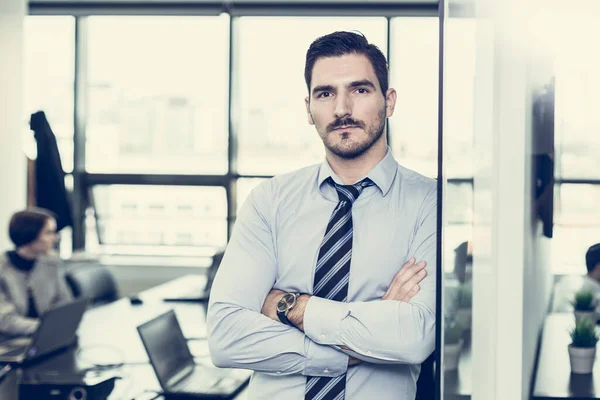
[321,106,387,160]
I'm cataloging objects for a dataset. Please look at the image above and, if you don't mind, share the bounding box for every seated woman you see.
[0,208,73,336]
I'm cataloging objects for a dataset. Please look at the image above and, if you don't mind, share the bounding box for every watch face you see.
[277,293,297,313]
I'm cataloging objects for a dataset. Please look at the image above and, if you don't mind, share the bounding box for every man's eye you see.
[356,88,369,94]
[317,92,331,98]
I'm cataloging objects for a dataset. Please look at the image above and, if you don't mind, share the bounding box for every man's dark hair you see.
[8,208,56,248]
[304,31,388,97]
[586,243,600,273]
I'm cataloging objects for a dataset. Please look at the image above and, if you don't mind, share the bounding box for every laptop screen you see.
[137,310,194,387]
[28,298,87,359]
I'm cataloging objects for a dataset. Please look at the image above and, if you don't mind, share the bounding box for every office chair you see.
[453,241,472,284]
[65,263,120,306]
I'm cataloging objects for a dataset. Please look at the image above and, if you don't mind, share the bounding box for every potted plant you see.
[444,320,464,371]
[572,290,598,323]
[569,317,600,374]
[456,283,472,329]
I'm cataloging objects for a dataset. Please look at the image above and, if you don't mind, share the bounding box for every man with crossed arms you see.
[207,31,436,400]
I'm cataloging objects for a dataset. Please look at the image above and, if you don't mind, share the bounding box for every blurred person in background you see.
[552,243,600,312]
[0,208,73,337]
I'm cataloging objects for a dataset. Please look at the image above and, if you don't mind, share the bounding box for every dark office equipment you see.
[0,298,87,364]
[531,77,555,239]
[416,351,436,400]
[453,241,472,284]
[129,295,144,305]
[162,251,224,303]
[29,111,72,231]
[18,370,117,400]
[66,264,119,306]
[137,310,250,399]
[0,365,10,382]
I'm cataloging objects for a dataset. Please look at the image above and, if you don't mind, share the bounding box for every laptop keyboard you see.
[0,346,26,357]
[174,374,221,394]
[0,339,30,358]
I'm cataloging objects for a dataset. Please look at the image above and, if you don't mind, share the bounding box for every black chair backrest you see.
[65,263,119,305]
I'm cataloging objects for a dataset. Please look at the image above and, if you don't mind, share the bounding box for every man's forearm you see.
[208,300,349,376]
[287,294,311,331]
[303,296,435,364]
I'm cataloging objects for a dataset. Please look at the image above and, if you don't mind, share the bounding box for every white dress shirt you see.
[207,149,437,399]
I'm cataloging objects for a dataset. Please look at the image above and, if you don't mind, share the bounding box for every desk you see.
[533,313,600,400]
[0,275,247,400]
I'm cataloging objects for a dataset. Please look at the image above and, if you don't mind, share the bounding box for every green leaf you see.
[572,290,597,312]
[570,317,600,348]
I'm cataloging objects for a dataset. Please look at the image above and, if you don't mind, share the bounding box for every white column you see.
[471,0,552,399]
[471,2,525,399]
[0,0,26,249]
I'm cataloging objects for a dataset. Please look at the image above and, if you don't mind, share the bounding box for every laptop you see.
[0,297,87,364]
[137,310,251,399]
[162,252,224,303]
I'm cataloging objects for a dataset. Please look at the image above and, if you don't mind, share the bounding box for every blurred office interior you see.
[1,0,600,399]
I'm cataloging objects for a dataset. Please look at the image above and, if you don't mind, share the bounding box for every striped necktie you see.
[305,177,374,400]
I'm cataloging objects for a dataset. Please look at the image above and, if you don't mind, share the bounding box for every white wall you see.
[521,47,554,400]
[470,0,552,399]
[0,0,27,250]
[111,264,207,297]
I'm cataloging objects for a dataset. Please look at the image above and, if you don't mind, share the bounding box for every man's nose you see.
[334,93,352,119]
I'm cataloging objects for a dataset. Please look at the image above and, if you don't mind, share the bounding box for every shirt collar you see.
[317,147,398,197]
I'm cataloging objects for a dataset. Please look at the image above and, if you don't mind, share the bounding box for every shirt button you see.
[324,368,330,374]
[276,371,281,375]
[320,334,326,340]
[367,351,372,356]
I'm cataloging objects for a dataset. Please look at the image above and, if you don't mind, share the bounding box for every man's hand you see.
[261,289,285,322]
[348,356,362,366]
[382,257,427,301]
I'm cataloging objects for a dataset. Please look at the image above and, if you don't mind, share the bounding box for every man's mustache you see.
[326,118,366,133]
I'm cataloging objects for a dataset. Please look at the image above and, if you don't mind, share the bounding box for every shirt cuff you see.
[304,296,349,345]
[303,336,348,377]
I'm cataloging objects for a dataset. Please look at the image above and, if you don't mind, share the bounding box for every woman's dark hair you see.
[587,243,600,273]
[304,31,389,97]
[8,208,56,247]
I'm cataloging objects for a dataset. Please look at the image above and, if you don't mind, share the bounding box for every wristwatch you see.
[276,292,301,326]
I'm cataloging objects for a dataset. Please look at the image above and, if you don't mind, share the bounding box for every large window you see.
[24,13,443,256]
[389,17,439,178]
[23,16,75,172]
[234,17,387,175]
[91,185,227,249]
[86,16,230,175]
[530,13,600,273]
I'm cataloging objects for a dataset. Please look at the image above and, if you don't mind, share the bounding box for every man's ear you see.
[305,96,314,125]
[385,88,397,118]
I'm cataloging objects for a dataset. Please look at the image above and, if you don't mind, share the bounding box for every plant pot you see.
[456,308,472,329]
[444,339,463,371]
[574,310,597,324]
[568,344,597,374]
